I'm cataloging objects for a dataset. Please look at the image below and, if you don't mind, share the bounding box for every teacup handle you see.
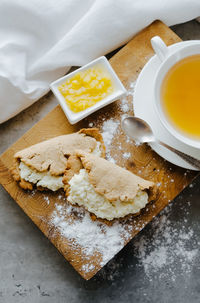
[151,36,169,61]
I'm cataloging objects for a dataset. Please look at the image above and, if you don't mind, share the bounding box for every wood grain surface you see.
[0,21,198,280]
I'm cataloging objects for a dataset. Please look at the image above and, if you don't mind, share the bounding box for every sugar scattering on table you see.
[96,198,199,282]
[132,202,199,281]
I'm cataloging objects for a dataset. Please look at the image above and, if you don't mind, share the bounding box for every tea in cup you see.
[151,36,200,148]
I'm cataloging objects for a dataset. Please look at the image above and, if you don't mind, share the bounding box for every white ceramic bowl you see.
[50,56,126,124]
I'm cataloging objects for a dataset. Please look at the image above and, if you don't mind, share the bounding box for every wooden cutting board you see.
[0,21,198,280]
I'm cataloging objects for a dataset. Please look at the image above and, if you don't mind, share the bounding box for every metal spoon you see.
[121,116,200,170]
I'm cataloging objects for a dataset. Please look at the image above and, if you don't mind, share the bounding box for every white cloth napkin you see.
[0,0,199,123]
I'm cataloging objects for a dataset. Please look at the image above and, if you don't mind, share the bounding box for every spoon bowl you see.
[121,116,200,170]
[121,116,155,143]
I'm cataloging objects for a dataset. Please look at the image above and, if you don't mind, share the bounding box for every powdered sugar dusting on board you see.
[51,202,131,267]
[120,82,135,116]
[123,152,131,159]
[43,195,50,205]
[87,81,137,163]
[120,96,130,113]
[128,81,136,94]
[82,263,95,273]
[102,119,119,163]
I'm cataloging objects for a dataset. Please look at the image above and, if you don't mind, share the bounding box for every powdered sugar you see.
[133,202,199,281]
[43,195,50,205]
[120,96,130,113]
[82,263,95,273]
[102,119,119,148]
[102,119,119,163]
[51,203,130,267]
[123,152,131,159]
[129,81,136,90]
[96,197,199,283]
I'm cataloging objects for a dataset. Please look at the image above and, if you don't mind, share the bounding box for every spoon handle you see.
[157,140,200,170]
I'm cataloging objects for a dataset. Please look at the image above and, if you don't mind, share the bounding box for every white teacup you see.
[151,36,200,149]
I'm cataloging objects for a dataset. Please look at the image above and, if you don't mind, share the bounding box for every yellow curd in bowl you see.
[58,65,114,113]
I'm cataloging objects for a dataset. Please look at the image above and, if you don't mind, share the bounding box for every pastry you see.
[12,128,105,191]
[63,152,154,220]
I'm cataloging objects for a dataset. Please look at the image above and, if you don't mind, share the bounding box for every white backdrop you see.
[0,0,199,123]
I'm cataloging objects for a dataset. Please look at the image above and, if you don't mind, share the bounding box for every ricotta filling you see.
[18,141,101,191]
[19,161,64,191]
[68,169,148,220]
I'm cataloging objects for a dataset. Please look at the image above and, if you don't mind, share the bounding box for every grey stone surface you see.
[0,20,200,303]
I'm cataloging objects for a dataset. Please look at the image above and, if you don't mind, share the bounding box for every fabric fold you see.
[0,0,199,123]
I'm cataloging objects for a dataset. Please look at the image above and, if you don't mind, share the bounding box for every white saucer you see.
[133,40,200,170]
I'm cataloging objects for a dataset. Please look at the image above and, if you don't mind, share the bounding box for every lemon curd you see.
[58,65,114,113]
[161,54,200,138]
